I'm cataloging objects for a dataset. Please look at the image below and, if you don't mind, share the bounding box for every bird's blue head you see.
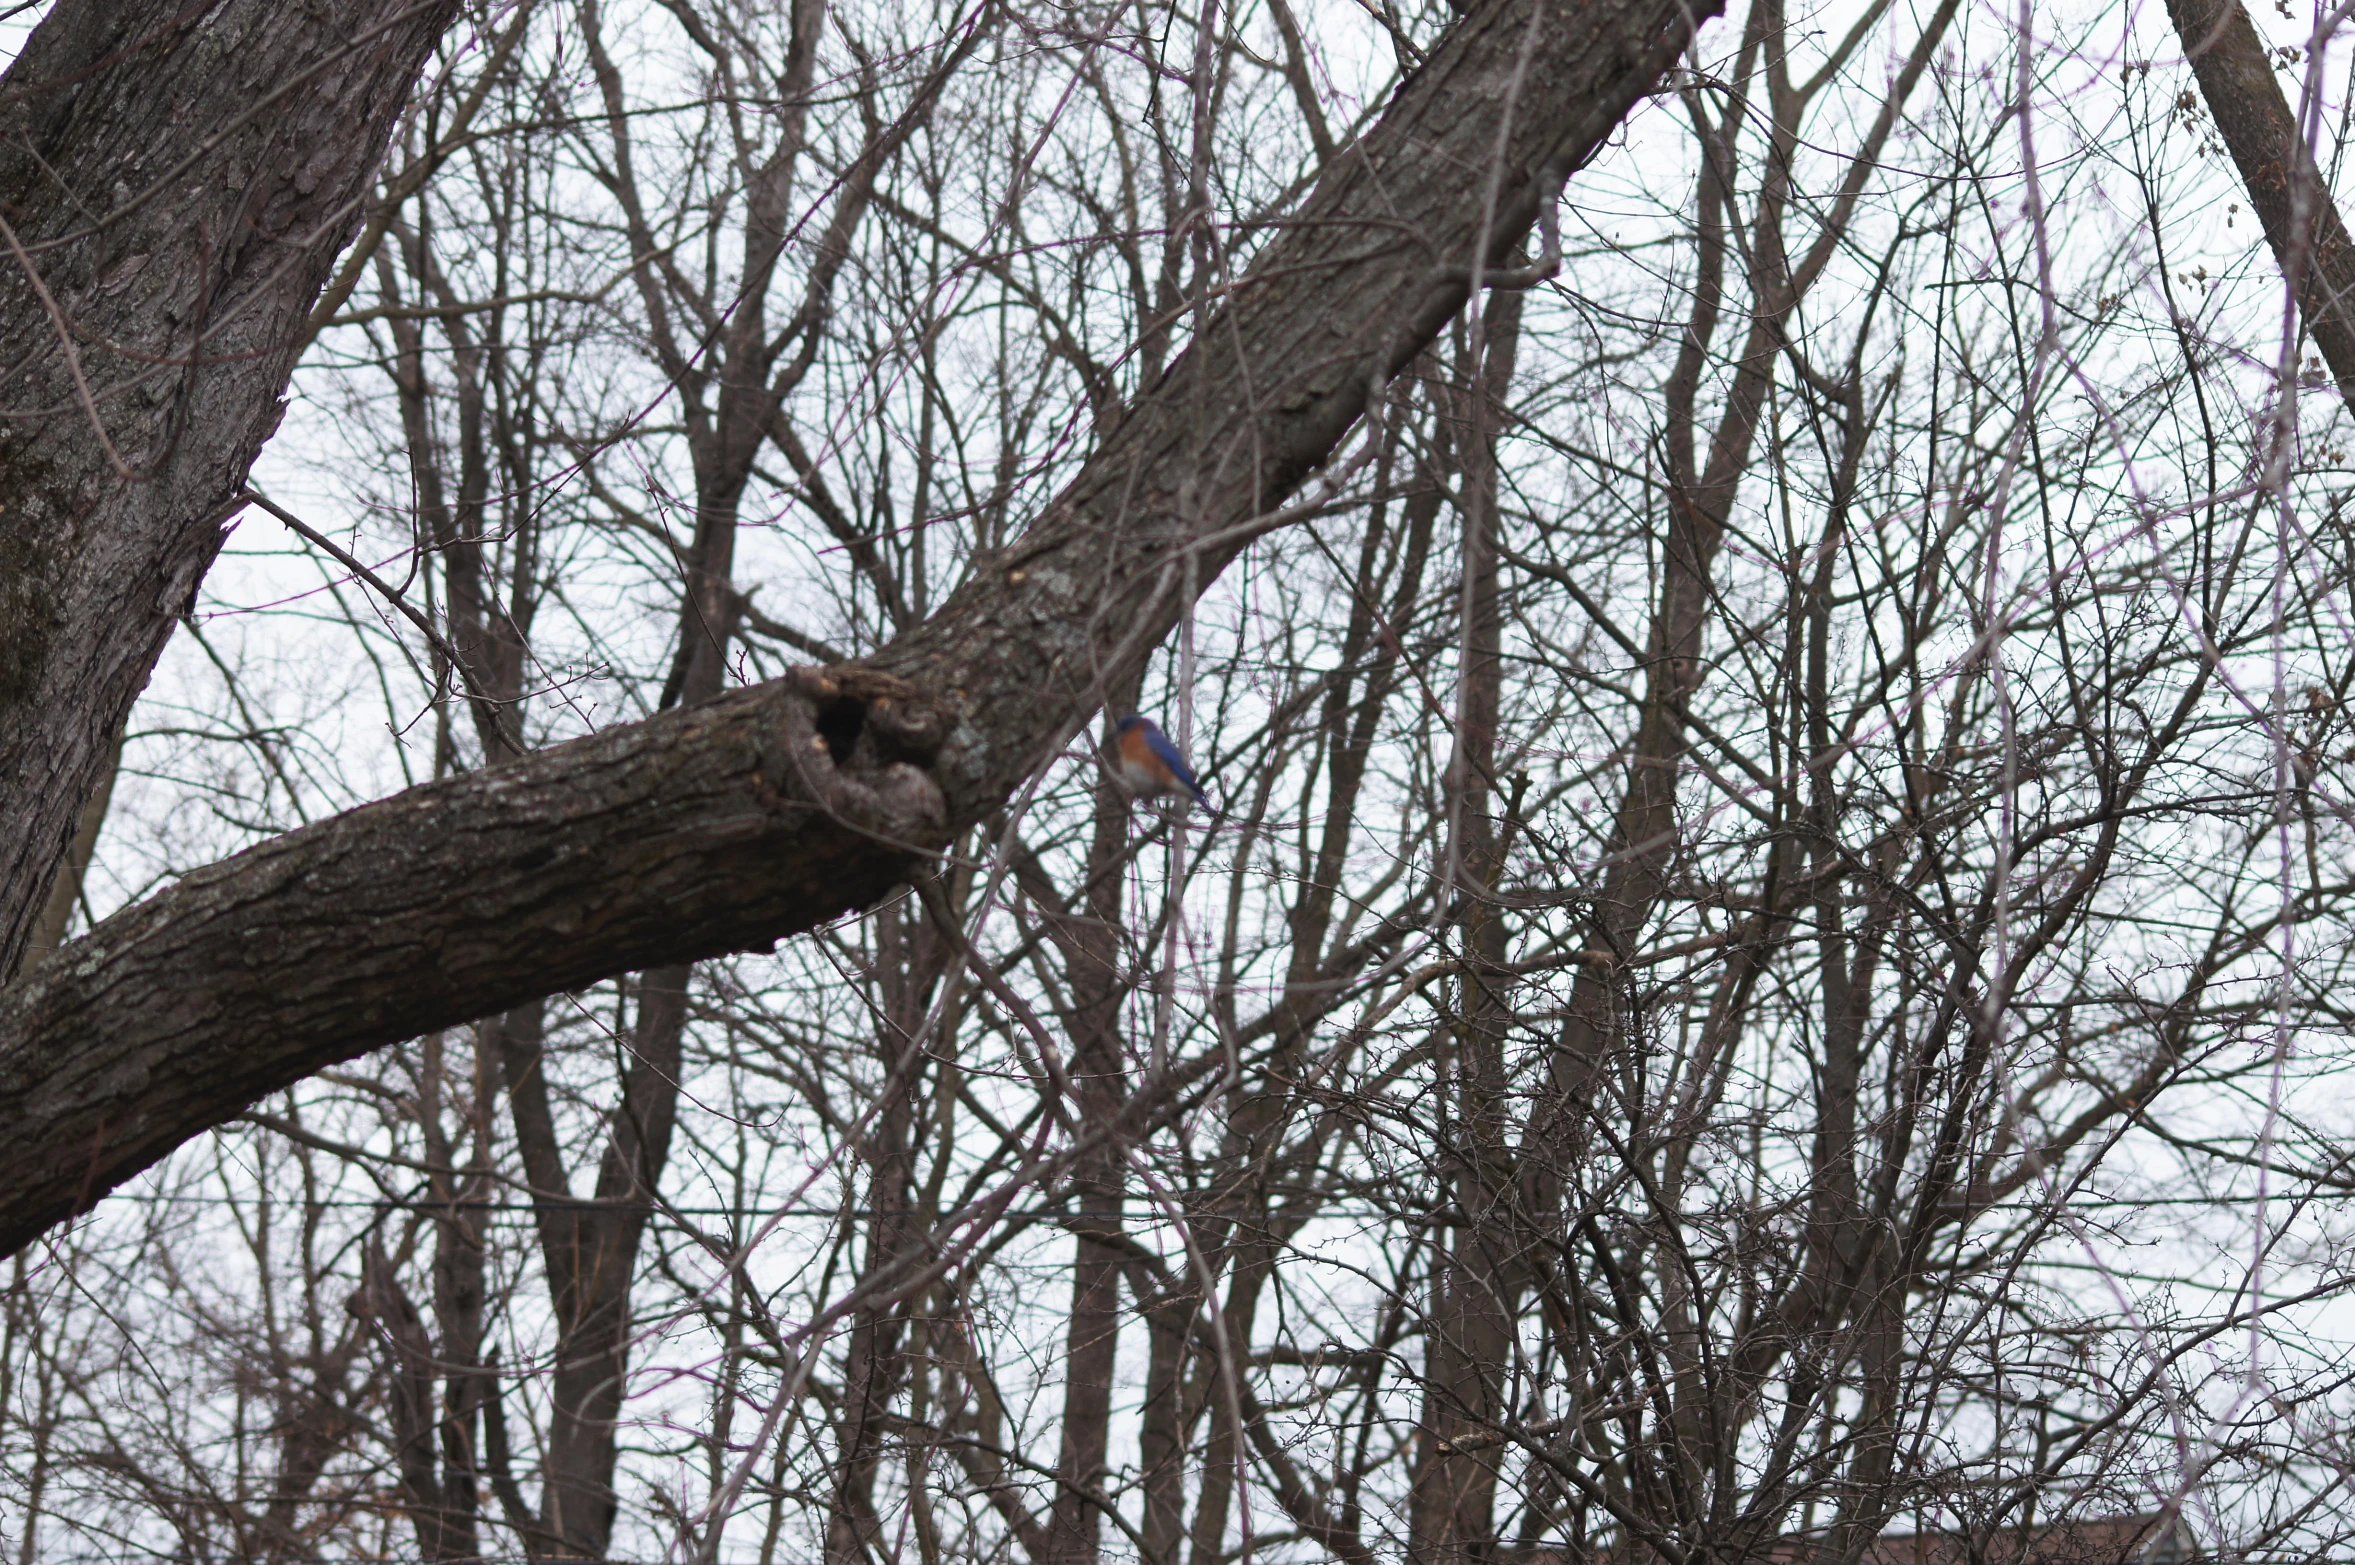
[1114,714,1146,734]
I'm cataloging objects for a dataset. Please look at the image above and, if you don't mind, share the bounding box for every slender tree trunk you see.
[1136,1286,1192,1565]
[364,1237,462,1560]
[1409,291,1522,1565]
[822,891,951,1565]
[1041,708,1143,1565]
[360,1032,500,1563]
[410,1030,498,1563]
[1184,1247,1274,1565]
[497,968,687,1560]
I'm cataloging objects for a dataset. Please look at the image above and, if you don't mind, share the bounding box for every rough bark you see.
[0,0,466,978]
[2168,0,2355,415]
[15,722,119,978]
[0,0,1715,1259]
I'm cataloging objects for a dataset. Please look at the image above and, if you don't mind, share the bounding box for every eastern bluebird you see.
[1111,714,1208,808]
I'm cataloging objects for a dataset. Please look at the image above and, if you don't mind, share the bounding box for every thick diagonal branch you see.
[0,0,1715,1259]
[2169,0,2355,414]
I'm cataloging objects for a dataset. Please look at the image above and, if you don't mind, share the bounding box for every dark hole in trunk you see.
[816,696,866,766]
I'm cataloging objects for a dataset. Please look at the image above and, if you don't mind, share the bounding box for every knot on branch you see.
[773,666,951,851]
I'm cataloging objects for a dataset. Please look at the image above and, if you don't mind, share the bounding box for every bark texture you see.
[0,0,465,977]
[0,0,1714,1259]
[2169,0,2355,413]
[16,722,118,978]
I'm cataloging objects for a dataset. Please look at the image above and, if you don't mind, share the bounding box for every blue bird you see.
[1111,714,1208,809]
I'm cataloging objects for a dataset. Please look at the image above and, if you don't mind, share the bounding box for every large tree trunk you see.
[13,722,119,978]
[2168,0,2355,415]
[0,0,465,978]
[0,0,1716,1259]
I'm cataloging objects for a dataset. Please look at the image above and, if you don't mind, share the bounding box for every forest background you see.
[7,0,2355,1561]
